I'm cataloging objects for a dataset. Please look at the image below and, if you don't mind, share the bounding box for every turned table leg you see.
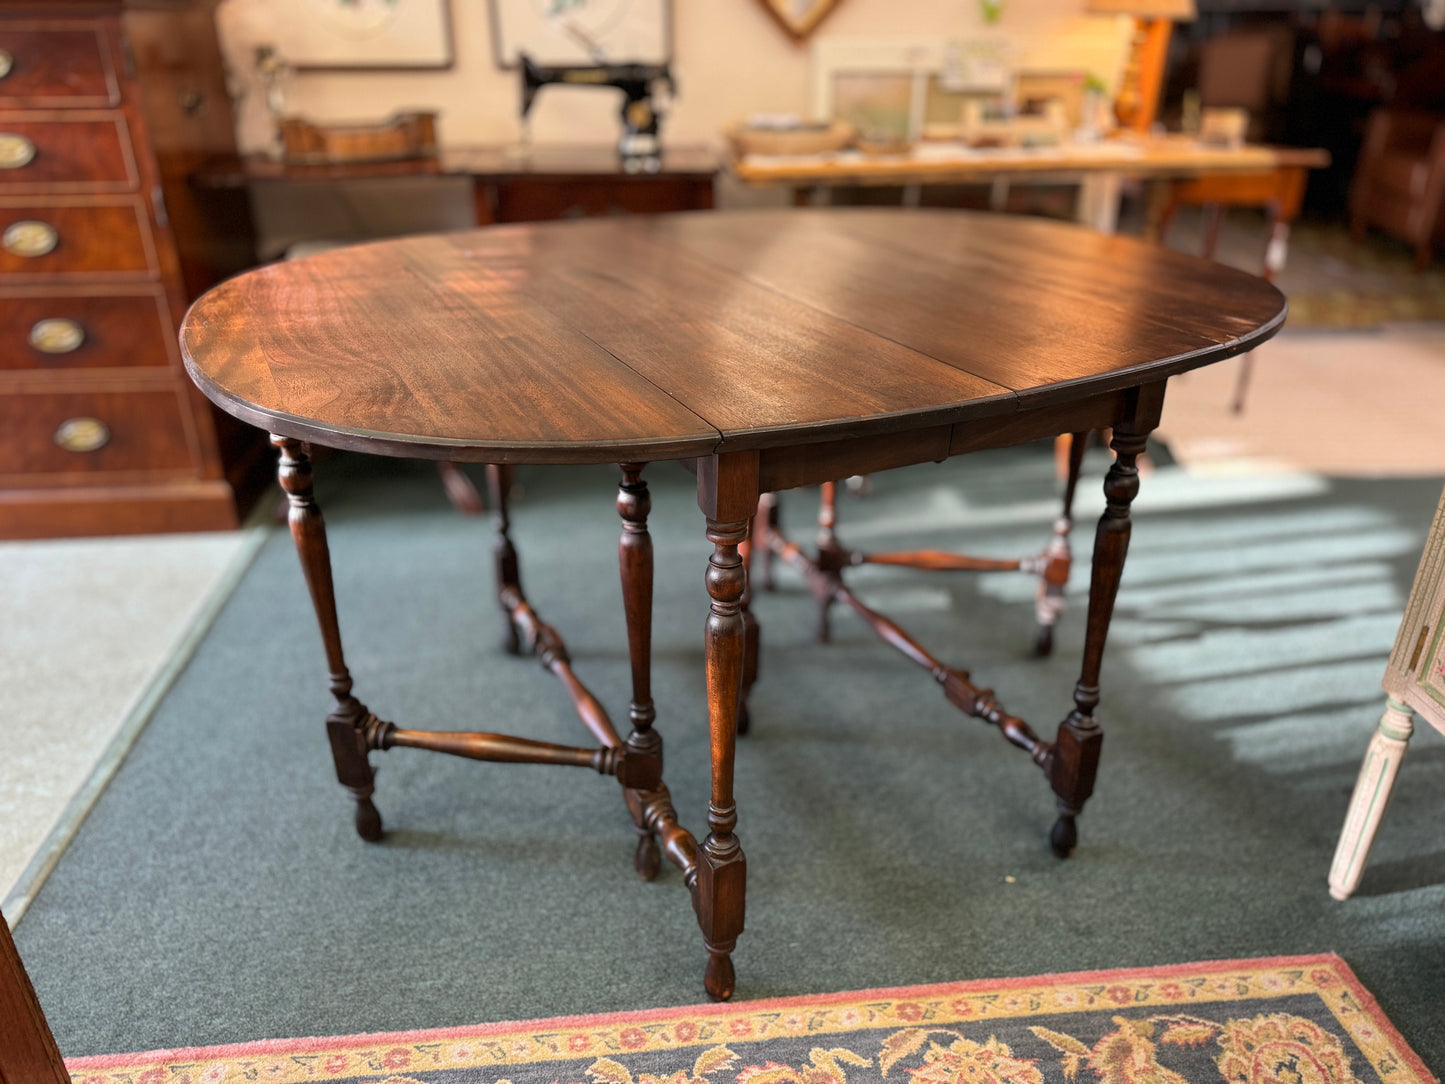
[737,501,761,736]
[1049,389,1161,857]
[487,464,523,655]
[814,481,843,643]
[1034,430,1090,658]
[273,435,385,842]
[617,464,666,880]
[753,492,779,592]
[436,461,485,515]
[1329,697,1416,900]
[694,452,757,1001]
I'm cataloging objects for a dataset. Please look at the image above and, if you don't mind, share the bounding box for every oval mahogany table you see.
[181,208,1286,1002]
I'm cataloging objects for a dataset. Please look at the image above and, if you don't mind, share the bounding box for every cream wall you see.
[217,0,1129,157]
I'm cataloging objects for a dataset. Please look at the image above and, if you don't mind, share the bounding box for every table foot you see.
[633,827,662,881]
[326,702,387,842]
[1050,807,1079,859]
[696,834,745,1003]
[704,951,736,1002]
[1034,625,1054,658]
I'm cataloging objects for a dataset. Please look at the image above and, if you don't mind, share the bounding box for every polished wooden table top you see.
[180,208,1286,464]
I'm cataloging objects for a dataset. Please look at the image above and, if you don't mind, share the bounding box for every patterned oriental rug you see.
[65,956,1434,1084]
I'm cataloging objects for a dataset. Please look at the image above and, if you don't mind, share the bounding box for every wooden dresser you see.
[0,0,262,539]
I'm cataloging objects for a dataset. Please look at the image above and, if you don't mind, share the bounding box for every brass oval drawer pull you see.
[3,219,58,257]
[54,416,110,453]
[0,133,35,169]
[0,50,12,80]
[29,317,85,354]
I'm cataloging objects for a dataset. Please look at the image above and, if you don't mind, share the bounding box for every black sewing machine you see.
[520,54,674,173]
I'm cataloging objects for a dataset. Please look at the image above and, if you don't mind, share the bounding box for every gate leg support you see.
[617,463,665,880]
[273,435,384,842]
[487,464,523,655]
[694,451,757,1001]
[1049,388,1162,857]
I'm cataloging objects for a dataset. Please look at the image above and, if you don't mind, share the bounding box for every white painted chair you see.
[1329,484,1445,899]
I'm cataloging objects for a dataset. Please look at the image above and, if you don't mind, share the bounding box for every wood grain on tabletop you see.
[180,237,720,464]
[827,211,1288,349]
[643,210,1286,405]
[181,209,1286,461]
[450,221,1015,448]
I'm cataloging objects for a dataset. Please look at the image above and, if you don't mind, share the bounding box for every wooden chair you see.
[1348,107,1445,272]
[1329,484,1445,899]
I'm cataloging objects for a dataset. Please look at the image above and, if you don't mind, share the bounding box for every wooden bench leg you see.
[1329,697,1416,900]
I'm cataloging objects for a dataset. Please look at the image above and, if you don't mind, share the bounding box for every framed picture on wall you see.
[489,0,671,68]
[272,0,454,71]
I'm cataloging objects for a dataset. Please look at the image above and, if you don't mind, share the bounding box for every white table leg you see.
[1328,697,1416,900]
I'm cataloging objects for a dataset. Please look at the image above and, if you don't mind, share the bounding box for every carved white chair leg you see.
[1328,697,1416,900]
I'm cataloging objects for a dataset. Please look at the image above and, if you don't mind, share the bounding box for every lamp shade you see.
[1086,0,1196,17]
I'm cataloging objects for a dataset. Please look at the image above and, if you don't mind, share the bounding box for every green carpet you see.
[13,444,1445,1071]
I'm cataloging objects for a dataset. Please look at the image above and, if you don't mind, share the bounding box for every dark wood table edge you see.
[1008,302,1288,409]
[181,299,1284,477]
[180,355,726,466]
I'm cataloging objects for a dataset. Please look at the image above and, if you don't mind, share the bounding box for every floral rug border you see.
[65,953,1434,1084]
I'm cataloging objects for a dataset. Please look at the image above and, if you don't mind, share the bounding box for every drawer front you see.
[0,27,119,107]
[0,114,136,189]
[0,389,193,478]
[0,200,153,277]
[0,292,172,371]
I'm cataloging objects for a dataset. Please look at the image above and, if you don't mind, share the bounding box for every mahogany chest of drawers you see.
[0,0,262,538]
